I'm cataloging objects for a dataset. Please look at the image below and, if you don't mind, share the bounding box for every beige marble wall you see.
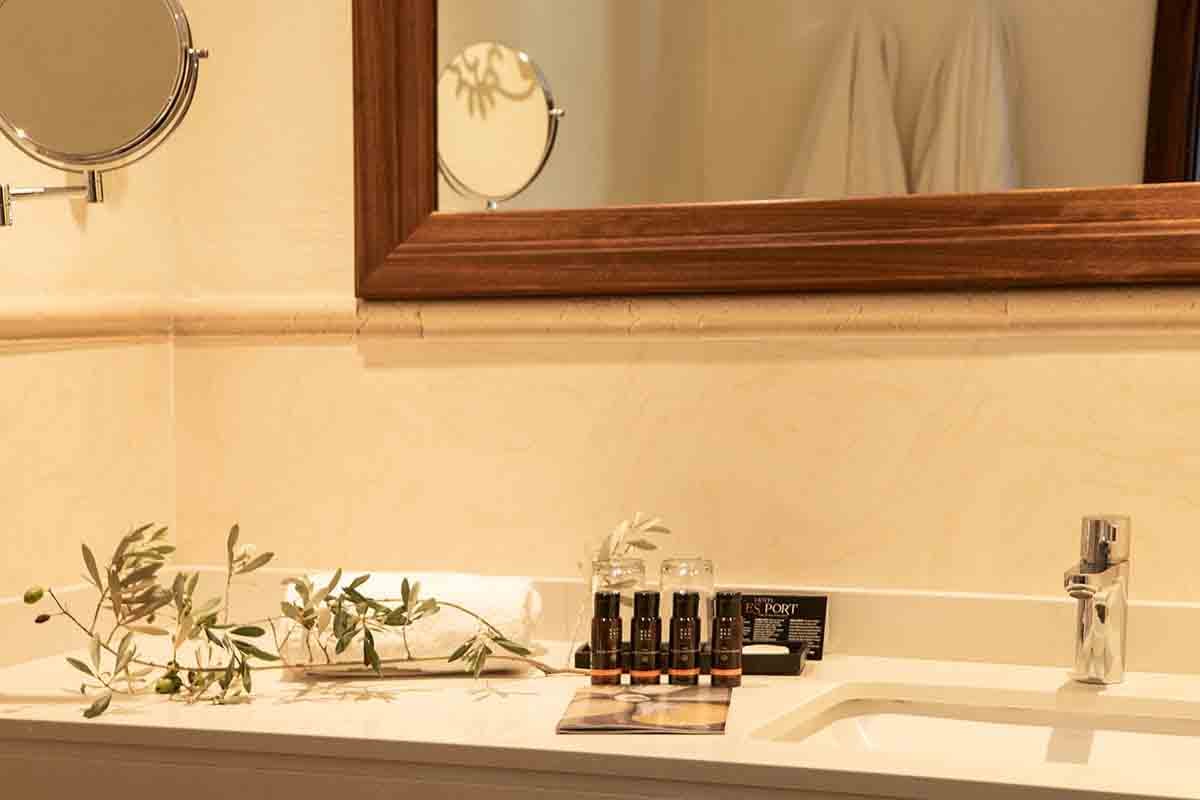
[0,341,174,598]
[172,332,1200,601]
[166,1,354,298]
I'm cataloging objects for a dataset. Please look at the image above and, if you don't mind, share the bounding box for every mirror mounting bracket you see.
[0,171,104,227]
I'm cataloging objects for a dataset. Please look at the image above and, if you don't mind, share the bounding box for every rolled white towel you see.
[280,571,542,674]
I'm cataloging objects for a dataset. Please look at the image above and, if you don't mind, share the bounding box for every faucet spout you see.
[1064,562,1122,599]
[1064,517,1131,685]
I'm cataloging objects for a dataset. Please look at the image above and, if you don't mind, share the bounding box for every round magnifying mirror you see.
[0,0,203,172]
[438,41,563,208]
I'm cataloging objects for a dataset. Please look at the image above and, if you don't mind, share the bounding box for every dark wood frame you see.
[355,0,1200,301]
[1146,0,1200,182]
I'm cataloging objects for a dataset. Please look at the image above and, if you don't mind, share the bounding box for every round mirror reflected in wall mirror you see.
[437,41,563,210]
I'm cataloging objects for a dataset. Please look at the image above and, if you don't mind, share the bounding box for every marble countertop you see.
[1,645,1197,799]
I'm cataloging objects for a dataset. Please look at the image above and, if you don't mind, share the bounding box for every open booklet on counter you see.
[556,684,732,734]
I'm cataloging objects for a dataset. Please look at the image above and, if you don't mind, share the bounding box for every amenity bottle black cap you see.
[634,590,660,617]
[672,590,700,617]
[594,590,621,617]
[715,591,742,617]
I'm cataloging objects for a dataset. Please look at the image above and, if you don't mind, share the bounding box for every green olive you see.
[155,676,181,694]
[23,587,44,605]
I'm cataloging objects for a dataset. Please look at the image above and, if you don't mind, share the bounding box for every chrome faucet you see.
[1063,516,1131,684]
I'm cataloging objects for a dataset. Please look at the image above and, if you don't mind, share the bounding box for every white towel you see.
[280,572,542,674]
[912,0,1021,193]
[783,10,908,200]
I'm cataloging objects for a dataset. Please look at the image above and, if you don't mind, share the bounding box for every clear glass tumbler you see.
[591,557,647,609]
[659,557,716,645]
[566,557,647,665]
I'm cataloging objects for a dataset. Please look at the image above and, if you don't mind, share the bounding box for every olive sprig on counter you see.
[24,523,577,719]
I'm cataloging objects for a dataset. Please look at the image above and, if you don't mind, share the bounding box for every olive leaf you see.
[333,604,352,638]
[121,562,162,588]
[193,597,222,616]
[108,567,123,619]
[363,628,381,675]
[174,613,195,649]
[66,657,94,678]
[83,692,112,719]
[226,524,240,566]
[232,640,279,662]
[114,643,137,675]
[471,643,492,678]
[237,552,274,575]
[81,543,103,590]
[323,568,343,597]
[495,638,532,657]
[124,594,173,626]
[115,632,134,674]
[335,625,358,655]
[448,640,473,663]
[89,636,102,673]
[221,653,236,690]
[624,538,658,551]
[171,573,188,608]
[230,626,266,638]
[127,624,170,636]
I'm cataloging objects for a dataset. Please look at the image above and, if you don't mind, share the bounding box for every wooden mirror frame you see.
[354,0,1200,301]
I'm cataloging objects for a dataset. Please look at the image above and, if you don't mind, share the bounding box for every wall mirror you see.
[354,0,1200,299]
[0,0,206,227]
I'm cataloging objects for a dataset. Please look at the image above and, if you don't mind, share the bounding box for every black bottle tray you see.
[573,642,807,676]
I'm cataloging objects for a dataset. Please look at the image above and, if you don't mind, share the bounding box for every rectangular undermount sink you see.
[753,681,1200,768]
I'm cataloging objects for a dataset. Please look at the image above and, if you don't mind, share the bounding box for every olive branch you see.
[23,523,584,719]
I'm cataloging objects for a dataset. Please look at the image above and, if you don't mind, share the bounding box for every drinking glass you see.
[659,557,716,643]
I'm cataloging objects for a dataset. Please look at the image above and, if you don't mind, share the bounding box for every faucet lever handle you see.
[1079,516,1131,571]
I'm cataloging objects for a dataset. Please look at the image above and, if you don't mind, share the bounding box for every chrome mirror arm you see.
[0,171,104,227]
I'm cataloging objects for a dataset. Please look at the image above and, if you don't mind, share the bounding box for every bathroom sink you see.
[753,682,1200,768]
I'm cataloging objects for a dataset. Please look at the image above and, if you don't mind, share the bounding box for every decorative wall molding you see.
[9,288,1200,343]
[0,296,172,342]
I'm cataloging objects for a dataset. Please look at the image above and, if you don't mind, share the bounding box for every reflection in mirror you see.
[438,0,1161,211]
[437,41,562,210]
